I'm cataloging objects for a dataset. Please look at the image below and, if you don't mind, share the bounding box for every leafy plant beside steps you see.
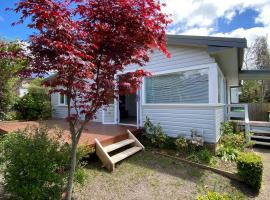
[143,117,214,165]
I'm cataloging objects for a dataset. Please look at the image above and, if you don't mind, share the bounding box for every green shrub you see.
[237,152,263,190]
[174,136,188,153]
[3,110,21,121]
[220,133,247,150]
[0,126,91,199]
[15,92,51,120]
[217,146,238,162]
[221,121,234,135]
[150,124,167,148]
[197,191,229,200]
[143,117,167,148]
[197,148,213,164]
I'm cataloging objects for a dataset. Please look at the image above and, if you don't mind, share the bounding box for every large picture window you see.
[145,68,209,104]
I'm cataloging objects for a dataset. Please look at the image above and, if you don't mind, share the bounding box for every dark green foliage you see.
[0,127,69,199]
[0,126,92,199]
[197,148,213,164]
[197,191,229,200]
[15,92,51,120]
[187,148,213,165]
[240,80,262,103]
[237,152,263,190]
[0,40,26,120]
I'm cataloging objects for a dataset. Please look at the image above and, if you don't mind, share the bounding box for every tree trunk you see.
[65,136,78,200]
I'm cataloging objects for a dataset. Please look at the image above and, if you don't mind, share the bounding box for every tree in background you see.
[0,40,26,120]
[240,80,262,103]
[253,36,270,102]
[240,36,270,103]
[12,0,171,199]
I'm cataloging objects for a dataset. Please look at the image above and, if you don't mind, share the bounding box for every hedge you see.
[237,152,263,190]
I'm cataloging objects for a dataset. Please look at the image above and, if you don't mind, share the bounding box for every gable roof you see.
[167,34,247,48]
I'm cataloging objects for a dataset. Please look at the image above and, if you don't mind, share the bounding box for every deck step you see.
[95,129,145,172]
[250,129,270,134]
[253,140,270,146]
[111,146,142,164]
[251,135,270,140]
[104,139,135,153]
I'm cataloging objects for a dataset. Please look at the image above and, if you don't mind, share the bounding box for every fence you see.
[248,103,270,121]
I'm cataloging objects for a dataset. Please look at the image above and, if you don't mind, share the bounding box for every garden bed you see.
[141,119,263,190]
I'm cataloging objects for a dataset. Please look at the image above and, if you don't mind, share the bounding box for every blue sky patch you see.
[215,8,264,33]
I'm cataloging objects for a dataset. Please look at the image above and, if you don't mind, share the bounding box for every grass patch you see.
[72,151,253,200]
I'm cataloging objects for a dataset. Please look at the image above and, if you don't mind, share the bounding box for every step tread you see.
[104,139,135,153]
[253,140,270,146]
[111,146,142,164]
[251,135,270,140]
[251,129,270,134]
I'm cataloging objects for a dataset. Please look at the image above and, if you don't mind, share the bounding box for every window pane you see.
[145,69,209,104]
[60,94,65,104]
[218,72,226,104]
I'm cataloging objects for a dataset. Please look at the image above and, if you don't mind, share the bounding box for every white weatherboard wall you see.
[51,93,68,119]
[125,45,215,73]
[51,93,102,122]
[142,105,223,143]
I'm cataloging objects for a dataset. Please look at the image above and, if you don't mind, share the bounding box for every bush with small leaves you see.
[237,152,263,190]
[0,126,92,200]
[14,92,51,120]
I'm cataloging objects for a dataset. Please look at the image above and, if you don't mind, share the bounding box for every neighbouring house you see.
[16,79,33,97]
[49,35,248,145]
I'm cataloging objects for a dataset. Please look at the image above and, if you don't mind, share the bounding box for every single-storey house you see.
[50,34,247,145]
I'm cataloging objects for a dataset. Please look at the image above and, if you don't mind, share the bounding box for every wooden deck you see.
[0,120,139,147]
[232,120,270,127]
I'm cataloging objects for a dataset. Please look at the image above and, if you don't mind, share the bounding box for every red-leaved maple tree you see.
[12,0,171,199]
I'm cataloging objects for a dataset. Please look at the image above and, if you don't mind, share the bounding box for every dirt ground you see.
[0,148,269,200]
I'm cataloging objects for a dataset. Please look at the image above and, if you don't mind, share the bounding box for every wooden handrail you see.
[226,104,250,138]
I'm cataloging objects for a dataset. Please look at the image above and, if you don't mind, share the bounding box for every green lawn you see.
[74,151,253,200]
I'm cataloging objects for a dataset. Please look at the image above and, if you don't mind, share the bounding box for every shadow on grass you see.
[84,150,260,199]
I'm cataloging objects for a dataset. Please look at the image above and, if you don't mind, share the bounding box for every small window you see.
[59,94,68,105]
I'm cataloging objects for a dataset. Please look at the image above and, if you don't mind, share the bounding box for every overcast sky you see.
[0,0,269,46]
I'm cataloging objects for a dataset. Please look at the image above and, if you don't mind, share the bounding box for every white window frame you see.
[58,93,68,106]
[217,66,226,104]
[142,64,215,106]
